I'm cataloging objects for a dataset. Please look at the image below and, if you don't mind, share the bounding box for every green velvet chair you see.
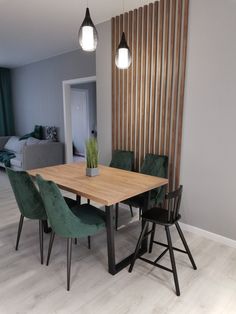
[36,175,106,291]
[6,168,47,264]
[122,154,168,218]
[109,150,134,230]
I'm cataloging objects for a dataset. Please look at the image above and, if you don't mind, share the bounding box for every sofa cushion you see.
[10,154,23,168]
[26,137,51,145]
[4,137,27,154]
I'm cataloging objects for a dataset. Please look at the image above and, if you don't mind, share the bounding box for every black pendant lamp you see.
[78,7,98,52]
[115,32,132,69]
[115,0,131,69]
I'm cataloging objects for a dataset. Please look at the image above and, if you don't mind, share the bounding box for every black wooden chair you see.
[128,185,197,296]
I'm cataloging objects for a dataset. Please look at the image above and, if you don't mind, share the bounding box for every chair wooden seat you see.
[142,207,181,226]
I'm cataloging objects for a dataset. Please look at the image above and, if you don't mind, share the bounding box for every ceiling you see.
[0,0,156,68]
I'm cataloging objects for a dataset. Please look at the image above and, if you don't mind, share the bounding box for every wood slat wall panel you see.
[112,0,189,190]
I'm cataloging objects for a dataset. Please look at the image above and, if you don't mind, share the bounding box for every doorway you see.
[62,76,96,163]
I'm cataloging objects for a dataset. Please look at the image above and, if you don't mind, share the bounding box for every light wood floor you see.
[0,169,236,314]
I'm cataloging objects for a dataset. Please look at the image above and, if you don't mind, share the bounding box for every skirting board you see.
[179,222,236,249]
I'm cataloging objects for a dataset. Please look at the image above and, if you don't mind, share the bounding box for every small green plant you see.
[86,138,99,169]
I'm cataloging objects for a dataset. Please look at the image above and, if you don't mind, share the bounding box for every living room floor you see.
[0,169,236,314]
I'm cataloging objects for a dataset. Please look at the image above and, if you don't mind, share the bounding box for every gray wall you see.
[180,0,236,240]
[12,49,96,141]
[73,82,97,137]
[96,20,112,165]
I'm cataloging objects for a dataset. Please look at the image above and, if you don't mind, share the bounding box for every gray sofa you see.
[0,136,64,170]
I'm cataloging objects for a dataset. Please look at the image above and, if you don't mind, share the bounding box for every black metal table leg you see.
[105,205,116,275]
[140,191,151,252]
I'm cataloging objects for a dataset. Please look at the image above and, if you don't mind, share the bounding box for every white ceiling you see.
[0,0,156,68]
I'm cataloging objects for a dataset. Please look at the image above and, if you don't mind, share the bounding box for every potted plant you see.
[85,138,99,177]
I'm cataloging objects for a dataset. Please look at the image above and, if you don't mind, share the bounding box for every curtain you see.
[0,67,15,136]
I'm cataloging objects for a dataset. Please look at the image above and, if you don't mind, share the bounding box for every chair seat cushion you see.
[142,207,181,226]
[70,203,106,228]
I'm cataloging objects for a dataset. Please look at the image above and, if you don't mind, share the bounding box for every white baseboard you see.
[179,222,236,249]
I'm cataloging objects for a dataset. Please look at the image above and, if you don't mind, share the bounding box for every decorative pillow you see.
[4,136,27,154]
[34,125,43,139]
[45,126,57,142]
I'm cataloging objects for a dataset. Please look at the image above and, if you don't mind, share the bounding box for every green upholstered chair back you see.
[141,154,168,204]
[36,175,104,238]
[6,168,47,220]
[110,150,134,171]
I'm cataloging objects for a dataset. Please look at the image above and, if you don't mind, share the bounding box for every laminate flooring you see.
[0,169,236,314]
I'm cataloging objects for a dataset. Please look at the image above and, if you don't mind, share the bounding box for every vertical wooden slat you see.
[145,3,153,154]
[150,2,158,154]
[132,9,137,153]
[115,16,119,150]
[112,18,116,151]
[119,14,123,150]
[123,12,128,150]
[160,0,170,155]
[165,0,176,158]
[140,5,148,166]
[135,7,143,170]
[169,0,182,190]
[155,0,164,155]
[175,0,189,188]
[127,11,133,151]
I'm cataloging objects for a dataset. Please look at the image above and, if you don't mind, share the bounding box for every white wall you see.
[96,20,112,165]
[180,0,236,240]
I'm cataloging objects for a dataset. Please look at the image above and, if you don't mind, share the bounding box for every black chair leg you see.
[15,214,24,250]
[42,220,52,233]
[39,220,44,265]
[129,221,148,273]
[129,205,134,217]
[165,226,180,296]
[46,231,55,266]
[74,238,77,245]
[88,236,91,249]
[67,238,73,291]
[175,222,197,270]
[87,199,90,205]
[149,223,156,253]
[115,203,119,230]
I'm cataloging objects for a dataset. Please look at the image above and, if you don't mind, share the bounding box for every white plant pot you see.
[86,167,99,177]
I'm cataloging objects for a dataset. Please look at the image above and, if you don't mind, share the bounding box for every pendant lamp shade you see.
[78,8,98,52]
[115,32,132,69]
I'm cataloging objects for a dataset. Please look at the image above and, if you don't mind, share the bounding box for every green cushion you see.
[34,125,43,139]
[6,168,47,220]
[110,150,134,171]
[36,175,106,238]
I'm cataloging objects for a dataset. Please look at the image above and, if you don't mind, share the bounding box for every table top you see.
[28,163,168,206]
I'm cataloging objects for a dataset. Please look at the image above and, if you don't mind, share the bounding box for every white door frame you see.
[62,76,96,163]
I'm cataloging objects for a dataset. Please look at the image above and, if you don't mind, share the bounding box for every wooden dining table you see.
[28,162,168,275]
